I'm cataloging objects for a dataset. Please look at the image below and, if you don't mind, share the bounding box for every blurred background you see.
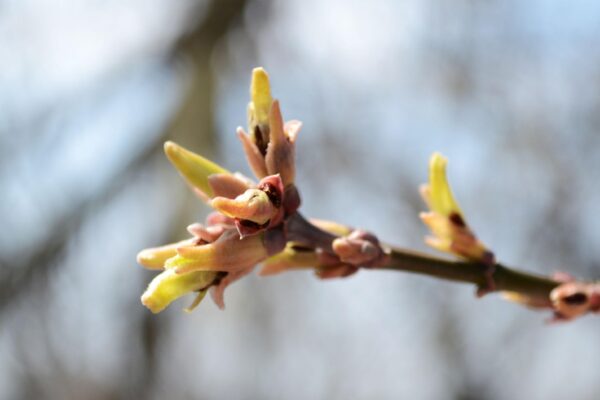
[2,0,600,399]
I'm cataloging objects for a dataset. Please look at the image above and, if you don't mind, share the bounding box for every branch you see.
[382,248,558,307]
[136,67,600,323]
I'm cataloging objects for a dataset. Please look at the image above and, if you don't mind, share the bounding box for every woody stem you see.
[286,213,560,307]
[285,213,338,252]
[381,247,560,307]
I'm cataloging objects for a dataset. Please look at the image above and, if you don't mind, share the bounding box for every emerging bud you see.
[240,68,302,190]
[141,269,218,313]
[212,189,275,225]
[420,153,493,264]
[248,67,273,155]
[211,174,285,237]
[550,281,600,321]
[332,230,389,267]
[164,141,230,201]
[426,152,462,216]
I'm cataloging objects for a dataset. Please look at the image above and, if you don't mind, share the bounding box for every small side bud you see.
[420,152,494,265]
[332,230,389,267]
[550,281,600,321]
[248,67,273,155]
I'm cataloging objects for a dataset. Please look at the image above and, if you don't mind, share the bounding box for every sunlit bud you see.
[248,67,273,155]
[212,189,276,226]
[214,174,286,237]
[141,269,218,313]
[265,100,296,186]
[164,141,230,200]
[332,230,389,267]
[428,152,462,216]
[136,239,196,270]
[550,281,600,321]
[420,152,493,264]
[169,229,269,274]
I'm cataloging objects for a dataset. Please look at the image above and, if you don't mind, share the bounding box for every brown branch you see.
[381,247,559,308]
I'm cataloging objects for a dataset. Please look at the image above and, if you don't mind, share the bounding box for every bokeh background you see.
[2,1,600,399]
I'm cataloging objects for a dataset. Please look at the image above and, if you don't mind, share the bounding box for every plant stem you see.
[287,213,561,307]
[382,247,559,307]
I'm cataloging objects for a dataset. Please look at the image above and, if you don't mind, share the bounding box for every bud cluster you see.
[137,68,389,313]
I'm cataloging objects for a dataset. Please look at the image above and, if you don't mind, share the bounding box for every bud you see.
[550,281,600,321]
[164,141,230,200]
[427,152,462,216]
[141,268,218,313]
[211,174,285,237]
[212,189,275,226]
[332,230,389,267]
[248,67,273,155]
[240,68,301,188]
[420,152,493,263]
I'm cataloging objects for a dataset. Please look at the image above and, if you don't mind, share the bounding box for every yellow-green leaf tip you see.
[164,141,229,199]
[250,67,273,125]
[428,152,462,216]
[141,269,217,313]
